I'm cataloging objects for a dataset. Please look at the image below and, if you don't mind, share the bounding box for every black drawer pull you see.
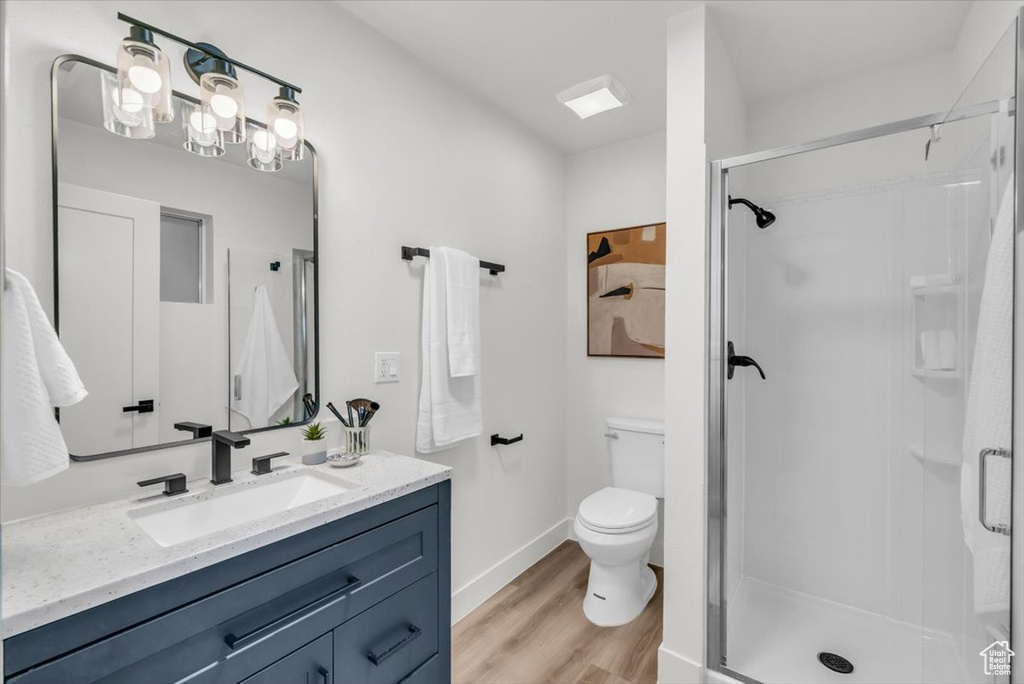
[224,575,361,650]
[318,665,331,684]
[367,624,422,666]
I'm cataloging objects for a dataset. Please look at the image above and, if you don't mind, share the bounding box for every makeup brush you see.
[361,402,381,426]
[326,402,350,427]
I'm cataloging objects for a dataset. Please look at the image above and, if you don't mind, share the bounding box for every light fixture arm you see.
[116,12,302,95]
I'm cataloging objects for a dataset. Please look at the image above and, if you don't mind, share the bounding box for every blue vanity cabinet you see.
[240,632,333,684]
[3,481,451,684]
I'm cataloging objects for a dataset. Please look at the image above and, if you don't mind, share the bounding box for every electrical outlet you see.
[375,352,400,383]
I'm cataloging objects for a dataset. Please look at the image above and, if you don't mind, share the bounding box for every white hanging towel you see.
[445,248,480,377]
[231,286,298,428]
[961,175,1014,615]
[1,268,87,485]
[417,247,482,453]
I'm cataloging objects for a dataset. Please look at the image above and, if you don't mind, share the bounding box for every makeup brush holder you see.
[344,426,371,455]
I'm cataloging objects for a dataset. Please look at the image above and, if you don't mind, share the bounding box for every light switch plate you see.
[375,352,400,383]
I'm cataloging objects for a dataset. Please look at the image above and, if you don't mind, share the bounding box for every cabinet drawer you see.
[399,655,442,684]
[11,506,437,684]
[241,632,332,684]
[334,573,438,684]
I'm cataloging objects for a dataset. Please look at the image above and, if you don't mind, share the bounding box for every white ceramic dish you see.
[327,452,362,468]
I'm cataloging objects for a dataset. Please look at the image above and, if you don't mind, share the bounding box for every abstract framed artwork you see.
[587,223,666,358]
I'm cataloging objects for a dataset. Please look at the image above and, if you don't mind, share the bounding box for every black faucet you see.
[211,430,250,485]
[174,421,212,439]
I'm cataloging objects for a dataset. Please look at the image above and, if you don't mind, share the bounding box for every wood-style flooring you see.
[452,541,663,684]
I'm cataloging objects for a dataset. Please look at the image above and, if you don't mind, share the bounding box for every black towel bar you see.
[401,246,505,275]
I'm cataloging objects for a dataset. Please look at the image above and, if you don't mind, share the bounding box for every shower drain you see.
[817,652,854,674]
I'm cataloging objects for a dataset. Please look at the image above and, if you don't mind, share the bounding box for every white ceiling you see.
[339,0,974,155]
[712,1,972,102]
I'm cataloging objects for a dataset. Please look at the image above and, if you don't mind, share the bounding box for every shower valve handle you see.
[727,342,766,380]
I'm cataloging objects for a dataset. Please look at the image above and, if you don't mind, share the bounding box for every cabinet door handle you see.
[367,624,422,666]
[224,575,361,650]
[317,666,331,684]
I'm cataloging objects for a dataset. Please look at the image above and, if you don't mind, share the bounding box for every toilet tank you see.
[606,417,665,497]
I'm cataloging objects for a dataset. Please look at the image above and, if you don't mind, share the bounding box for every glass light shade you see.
[101,71,155,139]
[268,92,304,162]
[115,32,173,123]
[200,69,245,144]
[247,125,282,172]
[182,101,225,157]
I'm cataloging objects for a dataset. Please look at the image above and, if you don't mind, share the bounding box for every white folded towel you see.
[230,286,299,428]
[961,175,1014,614]
[416,247,482,453]
[2,268,87,485]
[444,248,480,377]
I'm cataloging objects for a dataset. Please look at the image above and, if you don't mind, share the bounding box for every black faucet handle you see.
[213,429,251,448]
[174,421,212,438]
[138,473,188,496]
[251,452,290,475]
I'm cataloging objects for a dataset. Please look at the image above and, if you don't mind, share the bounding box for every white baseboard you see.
[451,518,571,624]
[658,645,703,684]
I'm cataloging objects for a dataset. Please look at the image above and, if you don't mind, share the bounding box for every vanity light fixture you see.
[197,60,246,144]
[246,123,282,172]
[108,13,305,170]
[556,74,630,120]
[115,25,174,124]
[182,101,225,157]
[268,87,304,162]
[101,70,156,139]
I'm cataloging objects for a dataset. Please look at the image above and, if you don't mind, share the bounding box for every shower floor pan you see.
[726,578,979,684]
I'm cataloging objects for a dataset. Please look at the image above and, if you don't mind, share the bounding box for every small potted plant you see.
[300,422,327,465]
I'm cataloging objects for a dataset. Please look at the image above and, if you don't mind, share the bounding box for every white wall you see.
[565,131,666,563]
[0,1,569,622]
[660,6,708,683]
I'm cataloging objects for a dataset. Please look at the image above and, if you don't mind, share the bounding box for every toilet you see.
[575,417,664,627]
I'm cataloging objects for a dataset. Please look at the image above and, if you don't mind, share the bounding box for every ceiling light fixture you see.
[556,75,630,120]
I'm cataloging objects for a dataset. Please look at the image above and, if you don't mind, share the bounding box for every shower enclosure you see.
[706,17,1020,684]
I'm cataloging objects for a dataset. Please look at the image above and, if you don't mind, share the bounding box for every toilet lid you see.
[578,487,657,533]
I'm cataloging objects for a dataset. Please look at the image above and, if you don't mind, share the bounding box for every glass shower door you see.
[709,93,1016,684]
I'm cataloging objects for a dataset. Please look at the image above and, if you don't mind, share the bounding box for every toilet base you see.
[582,559,657,627]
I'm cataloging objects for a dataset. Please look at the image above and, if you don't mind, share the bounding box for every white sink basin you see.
[130,471,355,547]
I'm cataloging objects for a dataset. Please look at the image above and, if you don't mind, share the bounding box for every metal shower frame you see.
[705,12,1023,684]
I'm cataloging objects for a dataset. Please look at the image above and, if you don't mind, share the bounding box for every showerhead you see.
[728,196,775,229]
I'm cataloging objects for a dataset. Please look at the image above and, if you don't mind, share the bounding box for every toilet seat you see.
[578,486,657,534]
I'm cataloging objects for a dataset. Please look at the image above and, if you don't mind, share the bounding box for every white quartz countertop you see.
[1,451,450,638]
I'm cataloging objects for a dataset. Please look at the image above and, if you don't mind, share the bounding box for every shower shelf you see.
[911,284,960,297]
[909,445,960,467]
[910,273,962,379]
[911,368,962,380]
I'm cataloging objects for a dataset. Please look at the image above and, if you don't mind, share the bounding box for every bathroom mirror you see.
[51,56,319,461]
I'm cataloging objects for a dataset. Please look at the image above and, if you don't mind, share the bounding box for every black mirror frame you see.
[50,55,320,462]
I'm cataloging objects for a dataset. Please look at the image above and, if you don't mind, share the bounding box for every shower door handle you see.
[727,342,766,380]
[978,447,1011,536]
